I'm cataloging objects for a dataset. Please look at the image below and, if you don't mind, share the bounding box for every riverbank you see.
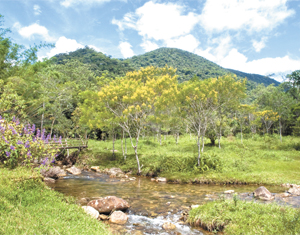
[0,167,110,235]
[188,198,300,234]
[78,134,300,185]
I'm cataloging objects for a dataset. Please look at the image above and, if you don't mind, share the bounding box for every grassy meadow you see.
[78,133,300,185]
[0,167,110,235]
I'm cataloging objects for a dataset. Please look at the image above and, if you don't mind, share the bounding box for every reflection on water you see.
[50,171,300,234]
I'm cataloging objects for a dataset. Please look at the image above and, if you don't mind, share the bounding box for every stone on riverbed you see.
[162,222,176,230]
[82,206,99,219]
[109,211,128,224]
[253,186,274,201]
[66,166,81,175]
[224,190,234,194]
[43,177,55,183]
[288,186,300,196]
[156,177,167,182]
[91,166,100,172]
[87,196,130,213]
[40,166,66,179]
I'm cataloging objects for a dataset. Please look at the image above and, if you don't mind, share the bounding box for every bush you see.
[0,116,58,168]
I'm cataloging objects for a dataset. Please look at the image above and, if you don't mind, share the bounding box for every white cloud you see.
[46,36,84,58]
[252,37,268,52]
[17,23,55,41]
[60,0,110,7]
[140,40,159,52]
[118,42,134,58]
[33,5,41,16]
[200,0,294,33]
[165,34,200,53]
[113,1,200,41]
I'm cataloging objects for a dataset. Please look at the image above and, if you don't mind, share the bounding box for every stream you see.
[48,171,300,235]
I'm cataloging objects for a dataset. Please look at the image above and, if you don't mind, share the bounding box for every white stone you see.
[82,206,99,219]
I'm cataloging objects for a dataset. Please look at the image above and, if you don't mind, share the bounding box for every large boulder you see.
[40,166,66,179]
[82,206,99,219]
[253,186,274,201]
[109,211,128,224]
[87,196,130,214]
[66,166,81,175]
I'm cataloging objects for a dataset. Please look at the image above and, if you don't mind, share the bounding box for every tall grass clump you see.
[188,198,300,234]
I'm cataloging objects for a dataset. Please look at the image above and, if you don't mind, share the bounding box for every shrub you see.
[0,116,59,168]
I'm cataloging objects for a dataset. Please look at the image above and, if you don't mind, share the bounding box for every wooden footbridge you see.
[46,138,88,150]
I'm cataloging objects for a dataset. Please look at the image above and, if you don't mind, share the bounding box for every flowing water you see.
[49,171,300,235]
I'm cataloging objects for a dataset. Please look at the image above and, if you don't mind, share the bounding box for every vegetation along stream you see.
[48,170,300,234]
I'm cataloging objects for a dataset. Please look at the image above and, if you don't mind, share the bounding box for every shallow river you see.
[49,171,300,235]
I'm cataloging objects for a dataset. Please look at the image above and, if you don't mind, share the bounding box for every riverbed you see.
[49,171,300,234]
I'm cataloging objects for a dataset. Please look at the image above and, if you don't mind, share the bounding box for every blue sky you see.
[1,0,300,82]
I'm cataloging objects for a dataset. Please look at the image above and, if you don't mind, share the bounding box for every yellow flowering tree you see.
[256,110,279,134]
[97,66,178,174]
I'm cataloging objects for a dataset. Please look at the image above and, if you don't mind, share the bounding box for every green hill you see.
[227,68,280,86]
[53,47,279,87]
[129,48,279,86]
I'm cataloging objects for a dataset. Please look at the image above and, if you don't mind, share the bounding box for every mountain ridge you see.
[53,46,280,87]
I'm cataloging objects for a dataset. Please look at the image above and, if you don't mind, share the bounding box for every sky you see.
[1,0,300,82]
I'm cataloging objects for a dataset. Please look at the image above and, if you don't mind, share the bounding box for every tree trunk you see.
[279,119,282,142]
[218,126,222,148]
[176,133,179,145]
[121,130,125,160]
[197,135,201,166]
[241,125,243,144]
[41,102,45,131]
[50,118,55,137]
[112,133,115,157]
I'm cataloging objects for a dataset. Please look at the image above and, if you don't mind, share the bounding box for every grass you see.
[187,198,300,234]
[78,133,300,185]
[0,166,110,235]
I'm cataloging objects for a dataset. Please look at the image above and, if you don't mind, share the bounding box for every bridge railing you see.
[45,138,88,150]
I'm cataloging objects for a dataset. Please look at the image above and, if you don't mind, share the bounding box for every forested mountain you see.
[129,48,227,82]
[53,47,134,78]
[53,47,279,87]
[227,68,280,86]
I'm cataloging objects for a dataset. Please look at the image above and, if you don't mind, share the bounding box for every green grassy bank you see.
[78,134,300,185]
[0,167,110,235]
[188,198,300,234]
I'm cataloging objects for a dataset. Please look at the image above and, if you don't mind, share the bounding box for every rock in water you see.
[288,186,300,196]
[82,206,99,219]
[156,177,167,182]
[91,166,100,171]
[40,166,66,179]
[253,186,274,201]
[107,168,123,176]
[162,222,176,230]
[224,190,234,194]
[109,211,128,224]
[87,196,130,213]
[43,177,55,183]
[66,166,82,175]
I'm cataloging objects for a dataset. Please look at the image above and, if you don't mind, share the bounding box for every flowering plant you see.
[0,116,60,168]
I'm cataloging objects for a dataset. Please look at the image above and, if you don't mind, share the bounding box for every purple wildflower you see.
[10,145,15,151]
[58,136,62,144]
[16,119,20,125]
[24,141,30,148]
[41,157,48,165]
[5,151,11,157]
[12,116,16,122]
[27,151,32,157]
[17,140,23,145]
[36,129,40,138]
